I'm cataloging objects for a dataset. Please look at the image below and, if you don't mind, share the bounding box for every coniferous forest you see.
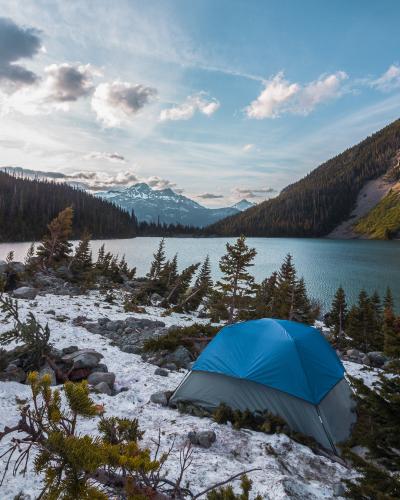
[0,172,200,242]
[208,118,400,237]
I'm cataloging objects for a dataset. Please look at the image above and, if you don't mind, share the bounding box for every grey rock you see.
[154,368,169,377]
[62,349,103,369]
[367,351,387,368]
[94,381,112,395]
[13,287,37,300]
[361,354,371,366]
[346,348,364,358]
[61,345,79,355]
[163,345,193,369]
[45,309,56,315]
[121,344,141,354]
[187,430,216,448]
[39,364,57,386]
[150,391,169,406]
[0,260,7,274]
[333,482,346,496]
[96,363,108,373]
[150,293,163,306]
[9,262,25,274]
[87,371,115,386]
[0,367,26,383]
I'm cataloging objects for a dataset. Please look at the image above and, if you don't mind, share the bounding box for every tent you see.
[170,318,356,453]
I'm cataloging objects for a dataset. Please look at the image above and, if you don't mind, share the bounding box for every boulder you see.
[0,367,26,383]
[121,344,140,354]
[61,346,79,356]
[94,381,112,395]
[150,391,169,406]
[333,482,346,496]
[39,364,57,386]
[87,371,115,387]
[154,368,169,377]
[150,293,163,306]
[13,287,37,300]
[62,349,103,369]
[0,260,7,274]
[367,351,387,368]
[163,363,178,371]
[9,262,25,274]
[96,363,109,373]
[163,346,193,369]
[346,348,364,358]
[188,430,216,448]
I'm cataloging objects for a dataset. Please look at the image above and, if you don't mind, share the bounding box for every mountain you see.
[96,183,241,227]
[0,171,138,242]
[208,118,400,238]
[231,199,255,211]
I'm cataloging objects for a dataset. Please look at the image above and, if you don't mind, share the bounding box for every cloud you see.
[84,151,126,163]
[0,17,42,88]
[43,63,96,102]
[246,71,348,119]
[371,64,400,92]
[146,175,178,190]
[65,170,140,190]
[197,192,224,199]
[232,186,277,199]
[242,143,255,152]
[0,62,98,114]
[91,81,157,127]
[159,92,220,121]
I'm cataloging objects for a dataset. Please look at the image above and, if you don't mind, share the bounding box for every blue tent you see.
[170,319,356,452]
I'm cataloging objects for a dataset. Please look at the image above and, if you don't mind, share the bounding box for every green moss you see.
[354,189,400,239]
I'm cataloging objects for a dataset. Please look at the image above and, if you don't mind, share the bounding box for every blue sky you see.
[0,0,400,205]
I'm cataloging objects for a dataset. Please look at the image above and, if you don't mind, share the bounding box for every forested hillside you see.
[0,172,138,241]
[208,119,400,237]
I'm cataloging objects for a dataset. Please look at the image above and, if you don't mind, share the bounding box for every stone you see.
[61,345,79,355]
[0,367,26,383]
[96,363,108,373]
[0,260,7,274]
[150,391,169,406]
[94,381,112,395]
[87,371,115,387]
[45,309,56,315]
[163,346,193,369]
[187,430,216,448]
[361,354,371,366]
[9,262,25,274]
[150,293,163,306]
[121,344,140,354]
[13,287,37,300]
[367,351,387,368]
[39,364,57,386]
[154,368,169,377]
[62,349,103,369]
[333,482,346,496]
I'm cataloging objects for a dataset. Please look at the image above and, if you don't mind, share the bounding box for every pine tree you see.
[292,277,314,324]
[163,263,200,306]
[70,230,93,284]
[215,236,257,323]
[37,206,73,266]
[346,290,382,352]
[159,253,179,290]
[148,238,166,280]
[183,255,213,311]
[383,294,400,358]
[254,272,278,319]
[328,286,348,346]
[384,287,394,311]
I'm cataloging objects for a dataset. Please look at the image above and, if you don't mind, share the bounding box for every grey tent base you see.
[170,370,357,453]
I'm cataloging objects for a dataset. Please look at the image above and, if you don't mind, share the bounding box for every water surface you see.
[1,237,399,311]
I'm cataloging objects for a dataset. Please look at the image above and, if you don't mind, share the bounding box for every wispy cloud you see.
[159,92,220,121]
[84,151,126,163]
[197,192,224,199]
[242,143,255,152]
[232,186,277,199]
[370,64,400,92]
[246,71,348,119]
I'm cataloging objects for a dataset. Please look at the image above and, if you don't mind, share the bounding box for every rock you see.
[154,368,169,377]
[163,363,178,371]
[62,349,103,369]
[61,346,79,355]
[150,391,169,406]
[96,363,108,373]
[163,346,193,369]
[367,351,387,368]
[87,371,115,386]
[94,381,112,395]
[188,430,216,448]
[72,315,89,326]
[13,286,37,300]
[333,482,346,496]
[0,367,26,383]
[45,309,56,315]
[39,364,57,386]
[361,354,371,366]
[150,293,163,306]
[0,260,7,274]
[121,344,141,354]
[9,262,25,274]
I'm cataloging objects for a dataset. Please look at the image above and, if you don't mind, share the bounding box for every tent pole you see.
[316,406,338,455]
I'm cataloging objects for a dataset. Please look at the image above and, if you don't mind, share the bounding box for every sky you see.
[0,0,400,206]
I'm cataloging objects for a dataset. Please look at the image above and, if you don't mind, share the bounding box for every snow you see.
[0,292,360,499]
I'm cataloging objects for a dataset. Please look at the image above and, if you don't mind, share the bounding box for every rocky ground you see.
[0,288,382,499]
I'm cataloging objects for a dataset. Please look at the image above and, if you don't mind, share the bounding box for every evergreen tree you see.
[292,277,314,324]
[275,254,297,320]
[37,206,73,266]
[183,255,213,311]
[327,286,348,346]
[148,238,166,280]
[70,230,93,284]
[163,263,200,306]
[383,295,400,358]
[159,253,178,290]
[384,287,394,311]
[214,236,257,323]
[346,290,383,352]
[254,272,278,319]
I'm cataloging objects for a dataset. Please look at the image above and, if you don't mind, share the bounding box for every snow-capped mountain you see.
[96,183,241,227]
[231,199,255,211]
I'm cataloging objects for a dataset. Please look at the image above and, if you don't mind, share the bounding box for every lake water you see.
[1,237,399,312]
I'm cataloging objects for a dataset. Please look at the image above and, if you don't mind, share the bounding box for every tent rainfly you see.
[169,318,356,453]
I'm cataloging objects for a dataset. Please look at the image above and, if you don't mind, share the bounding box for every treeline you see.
[0,172,200,241]
[208,118,400,236]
